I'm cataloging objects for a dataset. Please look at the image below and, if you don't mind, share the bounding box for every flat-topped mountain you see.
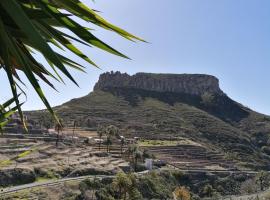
[28,72,270,170]
[94,72,223,96]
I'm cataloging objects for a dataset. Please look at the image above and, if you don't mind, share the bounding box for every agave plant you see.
[0,0,144,127]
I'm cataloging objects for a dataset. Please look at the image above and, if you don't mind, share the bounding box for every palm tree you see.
[80,177,101,200]
[97,125,104,151]
[106,125,120,138]
[55,120,63,147]
[105,137,113,153]
[127,144,143,172]
[126,145,134,160]
[72,120,77,143]
[112,172,132,200]
[127,173,142,199]
[0,1,144,128]
[134,149,143,172]
[201,184,214,198]
[120,136,126,155]
[105,125,119,153]
[91,177,101,200]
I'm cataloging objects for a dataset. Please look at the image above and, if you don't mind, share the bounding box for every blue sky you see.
[1,0,270,114]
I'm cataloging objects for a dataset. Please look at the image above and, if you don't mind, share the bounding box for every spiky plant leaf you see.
[0,97,21,132]
[0,0,144,127]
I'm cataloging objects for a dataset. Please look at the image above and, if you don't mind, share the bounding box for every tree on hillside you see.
[112,172,132,200]
[105,125,119,153]
[120,136,126,155]
[55,119,63,147]
[134,149,143,172]
[97,125,105,151]
[200,184,215,198]
[127,173,143,200]
[0,0,144,128]
[106,125,120,138]
[105,136,112,153]
[127,144,143,172]
[79,177,101,200]
[38,119,43,129]
[72,120,77,143]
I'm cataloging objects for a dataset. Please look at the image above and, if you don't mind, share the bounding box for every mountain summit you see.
[94,72,223,96]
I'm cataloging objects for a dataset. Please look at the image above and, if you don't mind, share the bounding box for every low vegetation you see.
[3,169,270,200]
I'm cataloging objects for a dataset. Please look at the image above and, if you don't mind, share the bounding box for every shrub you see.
[262,146,270,155]
[173,186,191,200]
[240,179,257,194]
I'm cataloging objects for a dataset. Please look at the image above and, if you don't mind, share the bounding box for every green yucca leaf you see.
[41,2,130,59]
[0,0,144,128]
[0,97,21,131]
[1,0,79,86]
[0,19,26,129]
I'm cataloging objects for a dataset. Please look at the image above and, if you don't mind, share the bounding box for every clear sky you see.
[1,0,270,114]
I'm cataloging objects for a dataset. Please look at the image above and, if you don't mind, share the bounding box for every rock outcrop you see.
[94,71,223,96]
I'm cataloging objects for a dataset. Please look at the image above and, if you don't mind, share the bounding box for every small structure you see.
[145,159,153,170]
[94,138,104,143]
[118,135,125,142]
[88,136,93,141]
[126,138,135,144]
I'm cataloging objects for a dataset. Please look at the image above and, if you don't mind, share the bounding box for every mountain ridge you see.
[94,71,224,96]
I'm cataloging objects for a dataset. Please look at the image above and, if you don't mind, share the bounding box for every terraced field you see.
[0,132,129,184]
[143,144,236,171]
[57,127,97,138]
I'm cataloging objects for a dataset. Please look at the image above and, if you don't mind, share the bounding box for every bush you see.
[199,184,216,198]
[262,146,270,155]
[173,186,191,200]
[240,179,257,194]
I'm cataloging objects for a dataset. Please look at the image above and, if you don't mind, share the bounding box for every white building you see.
[145,159,153,170]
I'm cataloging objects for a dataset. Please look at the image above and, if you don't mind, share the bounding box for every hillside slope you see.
[28,72,270,170]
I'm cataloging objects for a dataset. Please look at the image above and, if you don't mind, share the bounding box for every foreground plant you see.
[0,0,144,127]
[0,97,20,132]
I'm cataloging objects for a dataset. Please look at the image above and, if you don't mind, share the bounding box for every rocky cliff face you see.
[94,71,223,96]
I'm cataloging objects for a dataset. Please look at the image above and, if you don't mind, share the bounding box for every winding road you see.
[0,174,114,195]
